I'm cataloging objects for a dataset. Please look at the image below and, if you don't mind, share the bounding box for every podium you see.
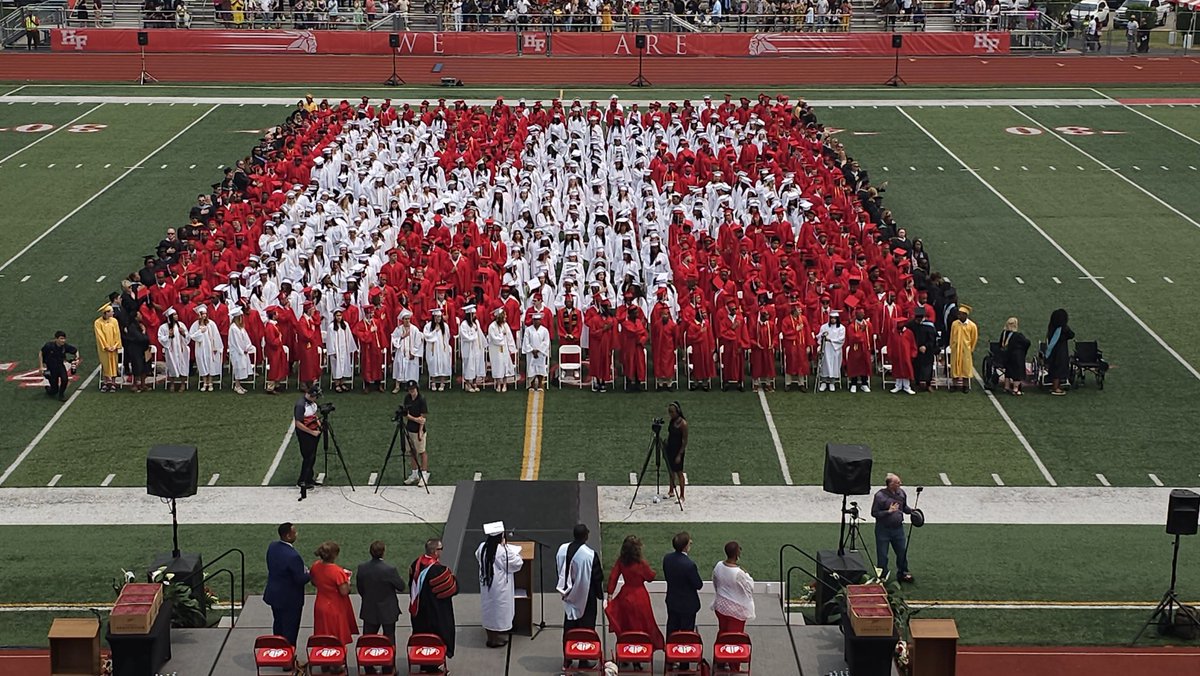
[48,618,101,676]
[511,541,536,636]
[909,618,958,676]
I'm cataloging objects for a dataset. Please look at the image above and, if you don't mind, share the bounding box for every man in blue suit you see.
[264,522,309,645]
[662,531,703,638]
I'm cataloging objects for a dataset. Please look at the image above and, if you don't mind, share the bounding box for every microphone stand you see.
[511,532,550,641]
[902,486,924,564]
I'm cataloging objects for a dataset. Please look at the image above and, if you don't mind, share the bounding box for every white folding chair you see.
[149,345,160,390]
[879,345,895,388]
[558,344,583,389]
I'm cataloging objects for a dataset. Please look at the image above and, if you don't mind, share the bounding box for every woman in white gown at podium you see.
[476,521,524,648]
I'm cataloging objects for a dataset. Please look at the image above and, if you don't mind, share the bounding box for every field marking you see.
[20,275,29,283]
[1126,276,1137,284]
[0,366,100,486]
[577,472,586,481]
[0,85,27,97]
[57,275,68,283]
[520,389,544,481]
[367,472,378,486]
[898,108,1200,383]
[473,472,482,481]
[939,472,952,486]
[316,472,325,484]
[261,419,297,486]
[629,472,638,485]
[0,103,104,165]
[1052,276,1061,284]
[732,472,741,485]
[1148,473,1163,487]
[757,391,795,485]
[0,105,219,275]
[1015,276,1024,284]
[1111,99,1200,146]
[208,473,220,486]
[992,473,1004,486]
[100,473,115,487]
[1096,473,1111,487]
[1011,107,1200,232]
[95,275,105,283]
[47,474,61,487]
[979,276,988,284]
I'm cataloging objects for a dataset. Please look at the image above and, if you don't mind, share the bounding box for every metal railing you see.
[199,547,246,625]
[1,0,66,46]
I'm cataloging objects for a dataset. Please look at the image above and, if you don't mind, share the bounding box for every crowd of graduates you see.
[102,90,978,397]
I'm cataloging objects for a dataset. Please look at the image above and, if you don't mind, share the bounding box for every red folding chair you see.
[307,634,348,673]
[712,632,752,675]
[406,633,447,674]
[253,635,296,675]
[562,628,604,675]
[356,633,397,674]
[663,630,704,676]
[615,630,655,671]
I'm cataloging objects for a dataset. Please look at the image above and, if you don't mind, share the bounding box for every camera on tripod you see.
[391,403,409,424]
[843,501,860,519]
[651,417,665,434]
[318,402,336,415]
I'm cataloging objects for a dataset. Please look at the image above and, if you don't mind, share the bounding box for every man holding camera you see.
[39,331,80,402]
[294,385,323,490]
[402,380,430,485]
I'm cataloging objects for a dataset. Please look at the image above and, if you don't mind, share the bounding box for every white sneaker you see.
[421,471,431,483]
[890,386,902,393]
[830,384,837,392]
[818,382,827,392]
[850,385,857,393]
[904,387,916,395]
[861,385,871,393]
[403,471,419,485]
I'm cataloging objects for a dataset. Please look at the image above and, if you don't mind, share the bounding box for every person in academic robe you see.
[716,299,749,391]
[816,311,846,392]
[310,541,358,647]
[189,305,224,392]
[844,308,873,393]
[326,308,359,393]
[619,304,649,391]
[94,304,122,392]
[423,310,454,391]
[887,319,917,395]
[522,313,551,391]
[458,305,487,393]
[409,538,458,667]
[749,306,777,392]
[605,535,664,652]
[684,307,715,390]
[998,316,1030,396]
[780,303,811,392]
[556,524,605,670]
[948,304,978,393]
[296,302,323,391]
[910,307,939,392]
[227,307,256,395]
[122,315,152,393]
[391,310,423,393]
[487,308,518,392]
[586,299,617,392]
[355,307,388,393]
[158,308,191,392]
[476,522,525,648]
[651,311,679,391]
[1045,308,1074,396]
[263,308,289,394]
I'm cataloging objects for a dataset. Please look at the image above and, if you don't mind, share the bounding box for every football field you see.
[1,82,1198,648]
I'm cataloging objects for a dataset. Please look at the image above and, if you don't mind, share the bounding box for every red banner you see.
[51,28,1008,57]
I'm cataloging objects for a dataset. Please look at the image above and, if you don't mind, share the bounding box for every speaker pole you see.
[136,32,157,85]
[884,36,905,88]
[385,34,405,86]
[630,41,650,88]
[837,495,848,557]
[169,497,181,559]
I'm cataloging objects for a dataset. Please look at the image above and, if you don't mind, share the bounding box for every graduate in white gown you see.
[816,311,846,392]
[157,308,191,392]
[226,307,256,395]
[487,308,517,392]
[423,310,453,391]
[458,305,487,393]
[475,521,524,648]
[325,308,359,392]
[390,309,423,392]
[521,312,551,391]
[188,305,224,392]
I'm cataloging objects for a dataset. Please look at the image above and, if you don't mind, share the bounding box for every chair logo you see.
[623,644,648,654]
[973,33,1001,53]
[672,644,698,655]
[316,647,342,657]
[364,647,391,657]
[416,646,442,656]
[522,33,547,53]
[570,641,597,651]
[61,29,89,51]
[718,644,747,655]
[261,647,288,658]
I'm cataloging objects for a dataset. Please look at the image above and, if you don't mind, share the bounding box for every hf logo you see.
[61,29,89,51]
[522,32,547,54]
[973,33,1001,53]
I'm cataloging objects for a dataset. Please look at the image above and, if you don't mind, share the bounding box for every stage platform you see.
[154,588,887,675]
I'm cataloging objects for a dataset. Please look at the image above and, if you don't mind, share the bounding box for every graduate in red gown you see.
[604,536,664,651]
[618,304,649,391]
[716,298,749,391]
[263,308,289,393]
[887,318,918,394]
[296,302,323,389]
[844,305,874,393]
[310,541,358,646]
[651,310,679,390]
[684,307,716,390]
[586,298,616,392]
[780,303,812,391]
[355,306,388,392]
[749,305,777,392]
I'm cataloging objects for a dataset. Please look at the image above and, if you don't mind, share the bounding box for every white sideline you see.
[1089,87,1200,146]
[261,420,297,486]
[973,370,1057,486]
[0,103,104,165]
[0,366,100,486]
[897,108,1200,383]
[0,104,220,275]
[757,391,794,485]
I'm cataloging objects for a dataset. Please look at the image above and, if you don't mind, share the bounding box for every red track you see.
[2,52,1200,85]
[960,646,1200,676]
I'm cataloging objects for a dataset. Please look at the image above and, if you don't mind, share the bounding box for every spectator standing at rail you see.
[24,11,40,50]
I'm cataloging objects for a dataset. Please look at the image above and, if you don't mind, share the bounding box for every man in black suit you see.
[662,531,703,638]
[357,540,407,673]
[263,522,309,646]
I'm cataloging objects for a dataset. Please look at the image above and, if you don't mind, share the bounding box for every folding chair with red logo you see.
[356,634,397,674]
[406,633,447,674]
[615,630,655,672]
[253,635,296,676]
[663,630,705,676]
[306,634,348,673]
[712,632,752,675]
[562,628,604,675]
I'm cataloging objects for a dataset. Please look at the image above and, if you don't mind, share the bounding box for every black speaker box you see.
[147,445,198,499]
[815,549,868,624]
[635,34,647,50]
[823,443,873,496]
[1167,489,1200,536]
[892,34,903,49]
[150,552,206,612]
[389,33,400,48]
[137,31,149,46]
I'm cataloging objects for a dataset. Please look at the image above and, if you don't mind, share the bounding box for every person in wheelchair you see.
[998,317,1030,396]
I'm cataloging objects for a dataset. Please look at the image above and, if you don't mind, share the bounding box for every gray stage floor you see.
[161,591,882,675]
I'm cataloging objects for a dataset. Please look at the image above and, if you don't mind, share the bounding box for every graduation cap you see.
[484,521,506,537]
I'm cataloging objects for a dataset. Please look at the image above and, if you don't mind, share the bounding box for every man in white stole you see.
[556,523,604,669]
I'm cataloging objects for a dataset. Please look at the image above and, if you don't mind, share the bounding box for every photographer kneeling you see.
[294,385,324,490]
[401,380,430,485]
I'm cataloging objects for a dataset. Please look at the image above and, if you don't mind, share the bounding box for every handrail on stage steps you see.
[779,543,842,627]
[201,547,246,619]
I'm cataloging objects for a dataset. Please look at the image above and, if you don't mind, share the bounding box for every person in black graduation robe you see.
[409,541,458,667]
[123,317,152,392]
[909,310,938,391]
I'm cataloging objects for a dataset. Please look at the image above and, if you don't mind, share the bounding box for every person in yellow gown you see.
[949,304,978,393]
[94,303,122,393]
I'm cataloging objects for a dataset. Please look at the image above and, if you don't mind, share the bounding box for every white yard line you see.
[757,390,794,486]
[521,390,543,481]
[939,472,952,486]
[367,472,378,486]
[1011,106,1200,232]
[208,473,220,486]
[0,366,100,486]
[970,367,1057,486]
[100,474,115,487]
[47,474,61,487]
[898,108,1200,383]
[1148,473,1163,487]
[0,85,27,97]
[0,105,219,275]
[261,420,297,486]
[577,472,586,482]
[0,103,104,165]
[1096,473,1111,487]
[992,473,1004,486]
[1100,92,1200,146]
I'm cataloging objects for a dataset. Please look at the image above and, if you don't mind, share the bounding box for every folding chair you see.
[664,630,704,676]
[558,344,583,388]
[306,634,348,673]
[253,635,296,675]
[405,634,447,674]
[712,632,752,675]
[879,345,895,388]
[149,344,160,390]
[614,630,655,671]
[355,633,396,674]
[562,628,604,675]
[103,347,124,390]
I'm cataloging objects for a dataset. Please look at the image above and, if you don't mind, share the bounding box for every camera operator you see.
[294,385,323,490]
[39,330,80,402]
[401,380,430,486]
[665,402,688,503]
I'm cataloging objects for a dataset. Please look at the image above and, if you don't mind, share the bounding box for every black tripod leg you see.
[629,434,658,509]
[375,424,402,493]
[325,423,355,490]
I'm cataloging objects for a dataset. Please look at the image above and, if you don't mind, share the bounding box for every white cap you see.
[483,521,506,536]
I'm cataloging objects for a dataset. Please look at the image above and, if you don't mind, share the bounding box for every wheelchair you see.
[1071,340,1109,390]
[981,341,1005,391]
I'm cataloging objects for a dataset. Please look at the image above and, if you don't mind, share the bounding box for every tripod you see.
[377,418,428,494]
[630,45,651,87]
[884,43,906,87]
[1133,533,1199,644]
[137,44,158,85]
[384,46,405,86]
[630,423,682,511]
[320,413,355,489]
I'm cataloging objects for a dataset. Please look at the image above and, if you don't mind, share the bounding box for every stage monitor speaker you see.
[815,549,868,624]
[635,34,647,50]
[892,34,903,49]
[146,445,198,499]
[137,31,149,46]
[824,443,873,496]
[389,33,400,48]
[1167,489,1200,536]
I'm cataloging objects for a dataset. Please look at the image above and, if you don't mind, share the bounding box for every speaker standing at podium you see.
[476,521,524,648]
[871,473,915,583]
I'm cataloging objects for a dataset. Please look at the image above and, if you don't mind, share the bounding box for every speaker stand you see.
[630,47,650,88]
[1133,533,1198,643]
[384,48,405,87]
[137,45,158,85]
[168,497,181,559]
[883,46,905,87]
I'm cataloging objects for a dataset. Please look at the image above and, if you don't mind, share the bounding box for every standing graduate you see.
[887,319,917,394]
[948,305,978,393]
[326,308,358,393]
[749,305,777,392]
[423,310,454,391]
[844,306,873,393]
[296,302,323,391]
[716,298,748,391]
[189,305,224,392]
[391,310,422,392]
[355,305,388,393]
[227,307,256,394]
[651,309,679,391]
[1045,308,1074,396]
[816,311,846,392]
[94,304,122,392]
[684,305,715,390]
[122,315,152,393]
[586,298,617,392]
[487,308,517,392]
[522,312,551,391]
[618,303,648,391]
[263,307,289,394]
[910,307,939,392]
[475,521,525,648]
[458,305,487,392]
[158,308,191,392]
[780,303,811,392]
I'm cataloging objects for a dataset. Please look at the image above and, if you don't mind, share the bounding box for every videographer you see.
[39,330,80,402]
[401,380,430,486]
[665,402,688,503]
[294,385,323,490]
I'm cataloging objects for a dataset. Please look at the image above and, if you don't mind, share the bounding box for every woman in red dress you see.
[310,541,358,646]
[605,535,665,651]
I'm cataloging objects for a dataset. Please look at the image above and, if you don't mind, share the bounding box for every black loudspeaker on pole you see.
[385,33,405,87]
[630,34,650,88]
[1133,489,1200,644]
[884,33,906,88]
[136,31,158,85]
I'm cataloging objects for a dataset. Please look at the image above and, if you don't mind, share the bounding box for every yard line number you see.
[1005,126,1122,136]
[0,123,107,134]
